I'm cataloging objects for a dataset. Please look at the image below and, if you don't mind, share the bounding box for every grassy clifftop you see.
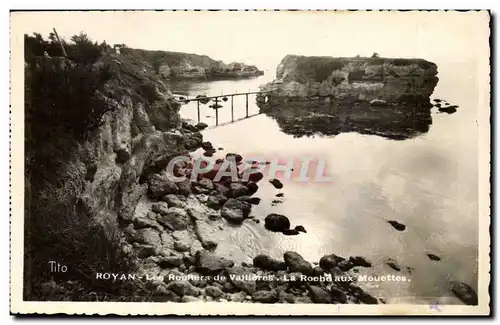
[276,54,438,84]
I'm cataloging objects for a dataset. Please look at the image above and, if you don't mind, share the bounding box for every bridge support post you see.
[197,100,200,123]
[231,95,234,122]
[215,97,219,126]
[245,94,249,117]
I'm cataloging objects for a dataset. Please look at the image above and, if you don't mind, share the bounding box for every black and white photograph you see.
[9,9,491,315]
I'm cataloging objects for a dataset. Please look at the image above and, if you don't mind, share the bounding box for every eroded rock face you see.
[256,55,439,140]
[259,55,437,105]
[284,251,314,275]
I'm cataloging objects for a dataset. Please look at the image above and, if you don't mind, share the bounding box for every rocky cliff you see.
[257,54,438,106]
[256,55,439,140]
[121,48,264,80]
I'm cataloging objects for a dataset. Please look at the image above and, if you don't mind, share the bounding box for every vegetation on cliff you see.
[24,32,171,301]
[121,47,264,80]
[276,54,437,84]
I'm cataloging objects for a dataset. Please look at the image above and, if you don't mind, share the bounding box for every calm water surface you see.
[166,60,479,304]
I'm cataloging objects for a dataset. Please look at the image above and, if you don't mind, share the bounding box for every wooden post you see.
[245,94,249,117]
[231,95,234,122]
[215,97,219,126]
[197,100,200,123]
[52,28,67,57]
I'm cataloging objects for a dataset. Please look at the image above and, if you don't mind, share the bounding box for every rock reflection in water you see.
[262,102,433,140]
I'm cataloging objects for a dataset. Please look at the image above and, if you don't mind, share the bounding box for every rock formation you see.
[121,48,264,80]
[256,55,439,140]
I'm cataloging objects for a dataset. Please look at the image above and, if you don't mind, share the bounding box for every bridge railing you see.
[176,90,272,126]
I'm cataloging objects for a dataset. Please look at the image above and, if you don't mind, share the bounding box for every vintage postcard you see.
[10,10,491,315]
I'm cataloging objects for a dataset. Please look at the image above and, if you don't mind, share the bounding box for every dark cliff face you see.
[120,48,264,80]
[256,55,439,140]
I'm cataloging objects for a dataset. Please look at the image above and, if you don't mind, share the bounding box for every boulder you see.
[307,285,333,303]
[245,182,259,196]
[348,256,372,267]
[253,254,287,271]
[148,173,179,199]
[177,180,193,196]
[228,291,247,302]
[182,296,201,303]
[162,194,186,208]
[201,141,213,151]
[193,219,219,249]
[229,183,249,198]
[252,290,279,303]
[426,253,441,261]
[204,285,224,298]
[132,228,162,247]
[152,202,170,215]
[206,195,222,209]
[156,207,189,230]
[198,178,214,190]
[264,214,291,232]
[451,282,478,305]
[320,254,346,270]
[195,122,208,130]
[174,240,190,252]
[157,256,183,268]
[385,258,401,271]
[133,216,162,231]
[350,284,378,304]
[227,266,256,294]
[221,198,251,224]
[284,251,313,275]
[133,244,157,258]
[248,171,264,183]
[196,251,234,274]
[337,260,355,271]
[269,178,284,189]
[330,286,348,303]
[214,183,230,196]
[166,281,199,297]
[237,196,261,205]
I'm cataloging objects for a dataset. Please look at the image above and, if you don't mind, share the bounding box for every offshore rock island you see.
[257,55,439,140]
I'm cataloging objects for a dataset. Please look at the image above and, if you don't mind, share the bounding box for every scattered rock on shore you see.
[387,220,406,231]
[426,253,441,261]
[253,254,287,271]
[307,285,333,303]
[320,254,345,270]
[284,251,313,275]
[264,213,291,232]
[252,290,279,303]
[195,122,208,131]
[450,281,478,305]
[221,198,251,223]
[148,173,179,199]
[195,250,234,274]
[269,178,284,189]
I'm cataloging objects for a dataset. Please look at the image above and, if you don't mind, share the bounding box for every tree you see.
[371,52,380,58]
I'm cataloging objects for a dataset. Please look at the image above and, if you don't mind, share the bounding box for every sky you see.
[11,10,489,70]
